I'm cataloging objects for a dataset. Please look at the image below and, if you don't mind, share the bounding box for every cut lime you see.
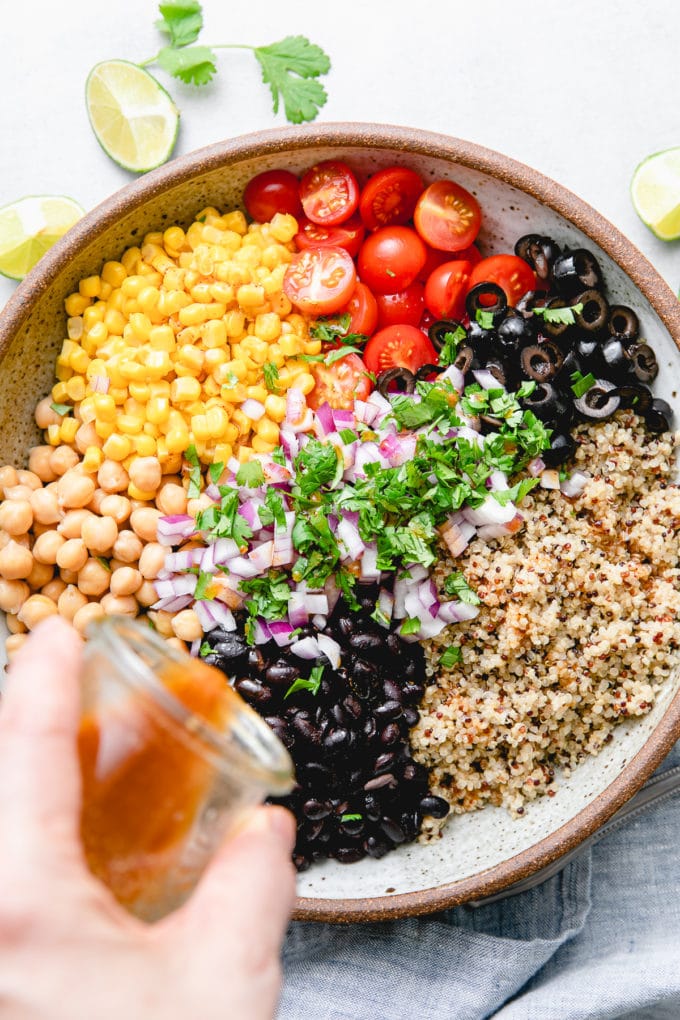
[86,60,179,174]
[631,146,680,241]
[0,195,85,281]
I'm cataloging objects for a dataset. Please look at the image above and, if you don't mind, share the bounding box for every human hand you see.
[0,616,297,1020]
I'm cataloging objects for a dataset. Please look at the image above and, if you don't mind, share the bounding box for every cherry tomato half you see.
[243,169,302,222]
[294,214,365,258]
[363,324,438,376]
[424,259,473,320]
[307,353,373,410]
[467,254,537,307]
[357,226,427,295]
[359,166,424,231]
[299,160,360,226]
[283,246,357,317]
[414,179,482,252]
[340,281,379,337]
[375,281,425,329]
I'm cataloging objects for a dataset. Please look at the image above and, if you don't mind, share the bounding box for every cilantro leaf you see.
[285,662,325,699]
[156,44,217,85]
[443,570,480,605]
[340,813,362,822]
[310,313,352,342]
[439,326,467,366]
[208,461,224,484]
[440,645,462,668]
[184,444,202,498]
[294,439,340,495]
[236,460,265,488]
[400,617,421,636]
[50,402,72,416]
[324,345,364,366]
[570,370,597,398]
[253,35,330,123]
[194,569,213,601]
[199,640,212,657]
[263,361,280,392]
[241,569,292,622]
[532,302,584,326]
[155,0,203,47]
[475,308,495,329]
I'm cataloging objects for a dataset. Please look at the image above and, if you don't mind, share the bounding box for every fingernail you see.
[246,805,296,850]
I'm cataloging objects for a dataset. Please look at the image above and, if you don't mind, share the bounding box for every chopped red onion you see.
[190,638,201,657]
[238,500,262,531]
[269,620,297,647]
[332,408,355,429]
[288,591,309,628]
[90,374,110,394]
[312,613,327,630]
[302,593,329,616]
[560,470,590,498]
[317,632,341,668]
[279,426,299,461]
[472,368,503,391]
[165,548,203,572]
[209,537,241,565]
[285,387,306,425]
[223,555,260,578]
[379,432,417,467]
[438,364,465,393]
[336,515,365,561]
[527,457,546,478]
[248,540,275,572]
[376,587,394,626]
[540,469,561,490]
[290,636,321,660]
[353,398,380,426]
[150,593,194,612]
[314,400,336,437]
[241,398,265,421]
[439,515,476,558]
[462,496,518,527]
[154,574,197,599]
[487,469,509,491]
[359,543,381,581]
[252,618,272,645]
[194,599,220,631]
[209,602,237,631]
[157,514,196,546]
[437,600,480,623]
[414,613,449,639]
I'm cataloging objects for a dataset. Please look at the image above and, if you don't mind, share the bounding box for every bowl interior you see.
[2,125,680,921]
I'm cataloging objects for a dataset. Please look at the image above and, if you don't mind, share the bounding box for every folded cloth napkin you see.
[278,740,680,1020]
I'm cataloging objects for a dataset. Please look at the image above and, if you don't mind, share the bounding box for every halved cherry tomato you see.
[357,226,426,294]
[283,246,356,317]
[414,180,482,252]
[417,242,482,283]
[363,324,438,376]
[294,214,365,258]
[307,353,373,410]
[424,259,473,320]
[243,169,302,221]
[467,254,537,307]
[375,281,425,329]
[340,281,379,336]
[359,166,424,231]
[299,160,359,226]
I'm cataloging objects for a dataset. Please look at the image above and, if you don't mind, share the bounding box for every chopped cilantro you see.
[199,640,212,657]
[236,460,265,488]
[340,813,362,822]
[50,402,72,416]
[208,461,225,484]
[185,444,202,498]
[284,662,325,699]
[263,361,280,392]
[570,370,597,398]
[294,438,341,495]
[96,556,111,571]
[443,570,480,605]
[439,325,467,366]
[194,569,213,601]
[241,569,292,623]
[439,645,462,668]
[533,302,584,326]
[475,308,495,329]
[324,344,364,366]
[400,617,421,636]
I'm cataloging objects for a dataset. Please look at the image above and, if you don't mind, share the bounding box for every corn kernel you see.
[278,333,302,357]
[176,345,204,373]
[51,381,69,403]
[143,350,172,379]
[149,324,176,351]
[129,382,150,403]
[65,377,86,402]
[92,394,115,422]
[304,339,322,355]
[103,434,132,461]
[295,372,316,396]
[64,293,90,317]
[59,417,80,444]
[95,419,115,440]
[252,436,277,454]
[204,348,228,371]
[83,446,104,472]
[69,348,90,374]
[163,225,185,254]
[206,406,229,438]
[78,396,97,424]
[146,396,170,425]
[132,434,156,457]
[116,414,144,435]
[104,308,126,335]
[109,387,128,404]
[190,414,210,442]
[237,444,254,463]
[165,428,190,454]
[128,482,157,502]
[264,394,287,422]
[231,409,251,437]
[170,377,202,403]
[255,418,280,445]
[47,423,61,446]
[237,284,265,308]
[101,261,127,288]
[79,275,101,298]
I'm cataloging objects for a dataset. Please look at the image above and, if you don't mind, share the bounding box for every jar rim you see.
[85,615,294,795]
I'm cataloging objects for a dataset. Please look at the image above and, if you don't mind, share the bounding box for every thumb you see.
[172,805,297,967]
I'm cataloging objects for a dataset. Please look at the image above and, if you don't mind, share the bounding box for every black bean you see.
[265,660,300,686]
[342,694,364,719]
[364,836,392,859]
[324,727,351,752]
[340,817,365,837]
[363,716,377,741]
[363,794,382,821]
[234,677,272,707]
[401,682,424,702]
[364,773,398,792]
[349,630,383,656]
[374,751,397,774]
[247,648,267,671]
[380,722,401,746]
[293,854,311,872]
[334,846,366,864]
[380,817,407,844]
[419,795,451,819]
[402,707,420,727]
[291,715,322,745]
[374,700,402,722]
[302,798,330,820]
[383,679,404,703]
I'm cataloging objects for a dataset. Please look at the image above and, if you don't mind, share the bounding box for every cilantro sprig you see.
[532,302,584,326]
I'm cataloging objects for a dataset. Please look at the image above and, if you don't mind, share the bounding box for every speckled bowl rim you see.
[2,123,680,924]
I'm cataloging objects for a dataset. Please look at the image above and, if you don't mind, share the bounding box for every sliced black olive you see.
[608,305,639,343]
[415,363,443,382]
[535,297,571,340]
[376,367,416,397]
[519,340,564,382]
[515,289,545,319]
[644,397,674,434]
[551,248,603,297]
[520,382,572,426]
[599,337,633,383]
[543,432,577,466]
[465,282,507,323]
[466,320,497,344]
[428,318,466,353]
[496,308,539,350]
[628,343,659,383]
[573,289,609,335]
[573,378,621,420]
[514,234,561,280]
[613,383,653,414]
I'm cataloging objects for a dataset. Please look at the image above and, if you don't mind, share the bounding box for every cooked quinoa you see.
[412,411,680,838]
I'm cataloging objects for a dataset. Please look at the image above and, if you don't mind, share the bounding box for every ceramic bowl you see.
[2,123,680,923]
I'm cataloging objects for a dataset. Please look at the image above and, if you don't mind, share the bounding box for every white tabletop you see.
[1,0,678,308]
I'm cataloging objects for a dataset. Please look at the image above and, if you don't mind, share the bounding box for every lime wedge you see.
[86,60,179,173]
[0,195,85,281]
[631,146,680,241]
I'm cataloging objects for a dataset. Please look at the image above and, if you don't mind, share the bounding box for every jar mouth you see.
[85,615,295,796]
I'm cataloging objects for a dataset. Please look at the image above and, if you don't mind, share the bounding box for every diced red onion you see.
[540,469,561,490]
[269,620,297,647]
[323,575,341,615]
[353,399,380,426]
[248,540,275,572]
[165,548,204,572]
[157,514,196,546]
[438,364,465,393]
[359,543,381,581]
[437,600,480,623]
[415,614,449,639]
[301,593,329,616]
[90,374,110,394]
[314,400,336,437]
[439,515,476,558]
[290,636,321,660]
[209,537,241,565]
[252,618,272,645]
[194,599,220,632]
[288,591,309,628]
[402,563,429,583]
[462,497,517,527]
[150,593,194,612]
[312,613,327,630]
[528,457,546,477]
[377,587,394,626]
[317,632,341,668]
[154,574,197,598]
[238,500,262,531]
[190,638,201,657]
[223,555,260,578]
[273,511,295,566]
[379,432,417,467]
[365,390,393,422]
[332,408,355,429]
[209,602,237,631]
[241,398,265,421]
[279,426,299,461]
[337,516,365,560]
[560,470,590,498]
[487,469,509,491]
[472,368,503,391]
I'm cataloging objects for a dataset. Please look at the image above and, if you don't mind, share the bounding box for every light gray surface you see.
[0,0,679,309]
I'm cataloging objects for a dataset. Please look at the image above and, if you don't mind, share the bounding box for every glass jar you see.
[78,614,294,921]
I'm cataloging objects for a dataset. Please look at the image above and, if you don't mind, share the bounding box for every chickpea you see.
[156,481,188,516]
[75,422,102,454]
[29,488,61,525]
[110,566,143,596]
[0,499,33,536]
[77,558,111,597]
[57,470,96,509]
[187,493,213,517]
[98,459,129,493]
[58,508,95,539]
[17,593,58,630]
[101,593,138,616]
[57,584,89,622]
[72,600,106,635]
[166,637,188,654]
[49,445,80,476]
[147,609,174,636]
[112,530,143,564]
[129,456,162,494]
[0,531,10,551]
[33,530,66,565]
[138,541,167,579]
[0,465,19,489]
[56,537,89,572]
[4,485,34,502]
[0,578,30,614]
[59,568,78,585]
[0,540,34,580]
[135,579,159,607]
[35,396,63,429]
[28,446,58,483]
[87,489,108,515]
[6,613,27,634]
[26,560,54,590]
[5,633,27,661]
[130,507,161,542]
[100,494,131,524]
[16,470,42,491]
[81,514,118,554]
[170,608,202,642]
[42,577,67,602]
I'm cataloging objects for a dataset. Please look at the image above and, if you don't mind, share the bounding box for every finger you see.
[0,616,83,860]
[172,805,297,968]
